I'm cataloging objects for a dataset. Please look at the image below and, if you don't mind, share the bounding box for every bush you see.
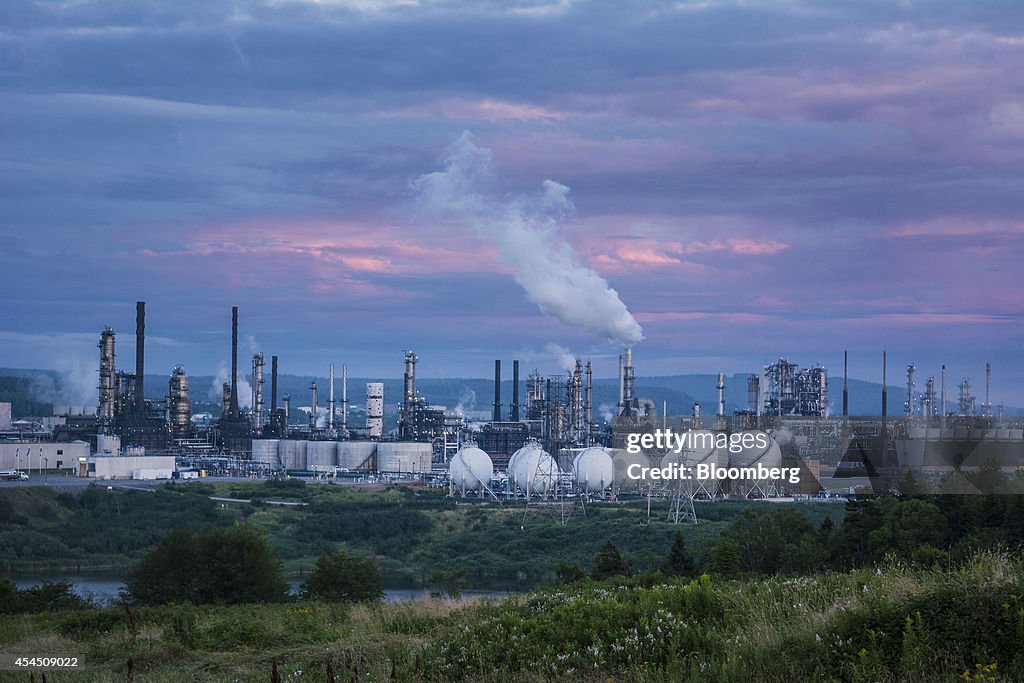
[300,550,384,603]
[125,525,290,606]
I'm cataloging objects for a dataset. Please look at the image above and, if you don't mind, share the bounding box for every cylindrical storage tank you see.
[377,442,432,473]
[338,441,377,470]
[573,447,614,493]
[611,449,651,491]
[307,441,337,470]
[366,382,384,438]
[450,446,494,493]
[251,439,279,466]
[96,434,121,455]
[510,445,557,494]
[278,440,308,471]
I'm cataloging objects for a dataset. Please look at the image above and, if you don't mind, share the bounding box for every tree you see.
[662,531,696,577]
[301,551,384,603]
[555,561,586,584]
[591,541,630,580]
[126,525,289,606]
[705,538,741,578]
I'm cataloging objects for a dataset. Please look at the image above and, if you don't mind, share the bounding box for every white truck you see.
[0,470,29,481]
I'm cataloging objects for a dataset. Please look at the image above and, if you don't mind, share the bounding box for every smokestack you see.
[941,364,947,429]
[881,351,887,417]
[270,355,278,416]
[881,351,888,467]
[717,372,725,418]
[618,354,624,407]
[329,364,335,430]
[843,350,849,418]
[283,393,290,427]
[511,360,521,421]
[493,360,502,422]
[986,362,992,417]
[135,301,145,412]
[584,360,592,429]
[310,382,318,429]
[623,347,634,405]
[341,364,348,432]
[229,306,239,418]
[222,381,231,416]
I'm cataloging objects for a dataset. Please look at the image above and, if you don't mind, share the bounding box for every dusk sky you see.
[2,1,1023,406]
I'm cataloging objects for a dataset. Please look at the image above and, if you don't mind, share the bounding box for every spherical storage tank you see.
[509,444,558,494]
[573,447,614,493]
[611,449,651,492]
[450,446,494,493]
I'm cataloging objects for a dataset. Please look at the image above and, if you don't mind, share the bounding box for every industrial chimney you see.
[842,350,848,418]
[229,306,240,418]
[511,360,520,422]
[135,301,145,412]
[493,360,502,422]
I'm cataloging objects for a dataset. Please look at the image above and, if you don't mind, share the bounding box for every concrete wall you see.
[0,441,89,470]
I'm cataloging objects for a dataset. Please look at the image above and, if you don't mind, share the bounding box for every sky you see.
[1,0,1023,406]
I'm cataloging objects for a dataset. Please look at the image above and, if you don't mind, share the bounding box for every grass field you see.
[0,552,1020,682]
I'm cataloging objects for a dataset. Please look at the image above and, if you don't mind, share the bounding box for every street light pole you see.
[43,457,48,485]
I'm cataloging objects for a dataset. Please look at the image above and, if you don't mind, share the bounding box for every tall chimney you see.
[618,354,624,407]
[985,362,992,417]
[842,350,849,418]
[511,360,521,421]
[941,364,947,429]
[584,360,592,428]
[341,364,348,432]
[329,364,336,430]
[310,382,318,429]
[270,355,278,416]
[881,351,888,467]
[135,301,145,412]
[493,360,502,422]
[229,306,239,418]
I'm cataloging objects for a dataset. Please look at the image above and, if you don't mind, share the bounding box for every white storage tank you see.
[251,439,279,466]
[450,446,493,493]
[510,444,558,494]
[338,441,377,470]
[573,447,613,493]
[306,441,337,469]
[377,442,431,473]
[279,440,308,471]
[660,431,724,497]
[96,434,121,456]
[611,449,651,491]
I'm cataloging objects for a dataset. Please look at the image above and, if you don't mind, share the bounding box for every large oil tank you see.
[306,441,337,469]
[279,440,307,471]
[96,434,121,456]
[450,446,493,493]
[509,444,557,494]
[611,449,651,491]
[377,442,432,473]
[573,447,614,493]
[727,431,782,496]
[338,441,377,470]
[251,439,279,466]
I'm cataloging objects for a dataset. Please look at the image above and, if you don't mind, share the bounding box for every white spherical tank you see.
[450,446,494,493]
[573,447,614,493]
[510,445,558,494]
[660,432,723,497]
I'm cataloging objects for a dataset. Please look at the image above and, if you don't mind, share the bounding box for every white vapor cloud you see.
[413,132,644,346]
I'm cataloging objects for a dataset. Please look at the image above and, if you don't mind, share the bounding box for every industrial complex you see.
[1,302,1022,510]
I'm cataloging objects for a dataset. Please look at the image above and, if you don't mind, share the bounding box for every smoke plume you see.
[545,342,577,373]
[209,361,252,410]
[413,132,644,346]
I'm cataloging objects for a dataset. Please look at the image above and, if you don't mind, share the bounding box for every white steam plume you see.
[209,361,252,410]
[545,342,577,373]
[413,132,644,346]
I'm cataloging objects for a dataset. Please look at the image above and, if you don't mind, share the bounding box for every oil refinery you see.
[0,301,1022,504]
